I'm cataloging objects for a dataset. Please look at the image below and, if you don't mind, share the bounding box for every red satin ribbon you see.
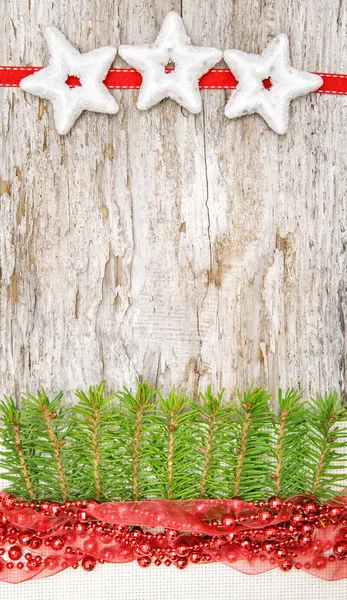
[0,66,346,94]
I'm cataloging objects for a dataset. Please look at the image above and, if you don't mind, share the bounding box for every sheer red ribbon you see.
[1,493,347,583]
[0,67,346,94]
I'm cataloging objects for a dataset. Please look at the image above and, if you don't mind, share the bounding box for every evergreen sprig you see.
[66,382,117,502]
[232,387,275,501]
[0,383,346,504]
[306,393,347,500]
[192,387,236,499]
[274,389,308,498]
[20,390,69,501]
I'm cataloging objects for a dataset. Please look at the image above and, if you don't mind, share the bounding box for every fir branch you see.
[116,381,158,500]
[67,382,117,501]
[21,390,69,501]
[192,387,236,499]
[232,387,275,501]
[0,384,347,504]
[158,390,194,499]
[274,389,307,498]
[0,397,34,499]
[306,393,347,500]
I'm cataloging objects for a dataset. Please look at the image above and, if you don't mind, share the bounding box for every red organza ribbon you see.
[0,67,346,94]
[1,493,347,583]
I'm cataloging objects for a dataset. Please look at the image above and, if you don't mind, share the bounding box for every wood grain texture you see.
[0,0,346,402]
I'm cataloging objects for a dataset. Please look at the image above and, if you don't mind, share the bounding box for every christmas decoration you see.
[223,34,323,133]
[0,12,343,134]
[20,26,118,135]
[118,11,222,113]
[0,383,347,582]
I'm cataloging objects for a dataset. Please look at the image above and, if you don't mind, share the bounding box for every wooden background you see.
[0,0,346,402]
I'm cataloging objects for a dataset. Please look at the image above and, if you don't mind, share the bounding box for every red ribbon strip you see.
[0,67,346,94]
[1,493,347,583]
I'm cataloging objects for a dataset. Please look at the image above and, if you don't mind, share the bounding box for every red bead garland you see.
[0,493,347,581]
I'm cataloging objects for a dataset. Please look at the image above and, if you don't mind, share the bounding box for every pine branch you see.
[274,389,308,498]
[158,390,196,500]
[0,384,347,504]
[67,382,117,501]
[116,381,158,500]
[192,387,236,499]
[306,393,347,500]
[21,390,69,501]
[0,397,34,499]
[232,387,275,501]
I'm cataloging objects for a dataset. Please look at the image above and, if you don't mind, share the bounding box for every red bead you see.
[137,556,151,568]
[290,512,304,527]
[304,501,317,516]
[165,529,178,542]
[51,536,65,551]
[118,546,133,561]
[221,514,236,530]
[28,501,37,510]
[138,542,152,556]
[176,558,188,569]
[164,559,172,566]
[301,524,314,535]
[226,550,237,563]
[29,537,42,550]
[50,503,63,517]
[154,533,166,548]
[83,539,99,553]
[268,496,282,512]
[74,500,84,508]
[77,510,88,523]
[82,555,96,571]
[340,528,347,541]
[17,562,24,569]
[280,560,293,572]
[329,507,343,522]
[176,543,190,557]
[333,542,347,558]
[264,527,277,539]
[274,547,287,560]
[74,522,87,535]
[2,495,16,511]
[6,562,14,569]
[298,534,312,548]
[258,509,273,526]
[166,549,178,562]
[154,558,161,566]
[100,548,117,561]
[263,542,277,554]
[313,556,327,569]
[86,499,98,510]
[190,551,202,564]
[39,501,50,512]
[211,519,219,528]
[240,539,252,551]
[8,546,22,561]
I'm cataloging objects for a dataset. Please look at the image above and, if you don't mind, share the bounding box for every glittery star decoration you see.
[224,34,323,134]
[20,27,118,135]
[119,11,222,113]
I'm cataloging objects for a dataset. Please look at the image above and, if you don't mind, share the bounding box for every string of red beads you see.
[1,494,347,576]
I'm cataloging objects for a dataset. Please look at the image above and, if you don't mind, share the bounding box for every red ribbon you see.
[1,493,347,583]
[0,67,346,94]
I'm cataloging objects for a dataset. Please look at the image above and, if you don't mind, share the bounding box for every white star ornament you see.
[20,27,118,135]
[119,11,222,113]
[224,34,323,134]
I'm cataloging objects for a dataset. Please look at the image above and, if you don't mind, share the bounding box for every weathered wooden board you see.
[0,0,346,403]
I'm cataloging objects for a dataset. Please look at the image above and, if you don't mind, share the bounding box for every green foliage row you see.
[0,383,346,503]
